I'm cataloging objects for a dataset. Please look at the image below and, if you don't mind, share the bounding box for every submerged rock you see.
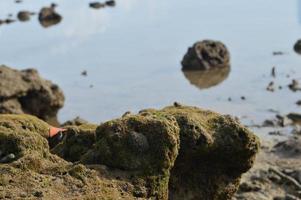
[0,65,65,123]
[0,105,259,200]
[182,65,230,89]
[182,40,230,70]
[38,4,62,28]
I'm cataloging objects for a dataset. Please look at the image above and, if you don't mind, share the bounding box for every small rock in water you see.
[271,66,276,77]
[288,79,301,92]
[15,0,22,3]
[266,81,275,92]
[17,11,35,22]
[276,114,292,127]
[89,2,105,9]
[273,51,285,56]
[81,70,87,76]
[241,96,246,100]
[262,119,277,127]
[296,100,301,106]
[287,113,301,124]
[269,131,283,136]
[182,40,230,70]
[105,0,116,7]
[4,19,15,24]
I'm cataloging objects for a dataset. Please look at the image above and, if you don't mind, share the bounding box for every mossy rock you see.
[80,113,180,199]
[0,105,260,200]
[139,105,259,200]
[51,123,98,162]
[0,114,50,163]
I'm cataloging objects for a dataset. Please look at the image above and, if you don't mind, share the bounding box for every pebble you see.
[0,153,16,163]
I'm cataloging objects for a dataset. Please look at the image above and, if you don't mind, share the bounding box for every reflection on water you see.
[182,67,230,90]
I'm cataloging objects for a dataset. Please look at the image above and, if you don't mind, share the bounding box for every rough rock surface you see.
[0,65,65,123]
[0,105,259,200]
[182,40,230,70]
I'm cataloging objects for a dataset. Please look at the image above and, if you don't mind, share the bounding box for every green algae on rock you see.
[0,105,260,200]
[51,123,98,162]
[139,105,259,200]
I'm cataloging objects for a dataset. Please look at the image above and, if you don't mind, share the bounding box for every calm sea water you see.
[1,0,301,136]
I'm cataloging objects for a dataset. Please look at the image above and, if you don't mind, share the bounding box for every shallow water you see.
[1,0,301,134]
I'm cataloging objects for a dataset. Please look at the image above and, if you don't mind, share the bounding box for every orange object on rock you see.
[49,126,66,138]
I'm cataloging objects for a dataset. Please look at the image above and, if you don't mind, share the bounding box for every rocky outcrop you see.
[0,105,259,200]
[0,65,65,123]
[182,40,230,70]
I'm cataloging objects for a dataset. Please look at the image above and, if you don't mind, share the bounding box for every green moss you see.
[51,123,97,162]
[0,114,50,138]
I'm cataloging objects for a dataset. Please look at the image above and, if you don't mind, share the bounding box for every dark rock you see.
[17,11,34,22]
[288,79,301,92]
[0,65,65,124]
[38,4,62,28]
[272,66,276,77]
[287,113,301,124]
[296,100,301,106]
[81,70,87,76]
[182,40,230,70]
[273,51,285,56]
[294,39,301,54]
[4,19,15,24]
[267,81,275,92]
[105,0,116,7]
[89,2,106,9]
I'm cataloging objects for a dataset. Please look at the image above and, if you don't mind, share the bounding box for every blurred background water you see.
[0,0,301,135]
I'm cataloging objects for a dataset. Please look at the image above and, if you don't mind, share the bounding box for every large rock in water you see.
[0,105,259,200]
[182,40,230,70]
[0,65,64,123]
